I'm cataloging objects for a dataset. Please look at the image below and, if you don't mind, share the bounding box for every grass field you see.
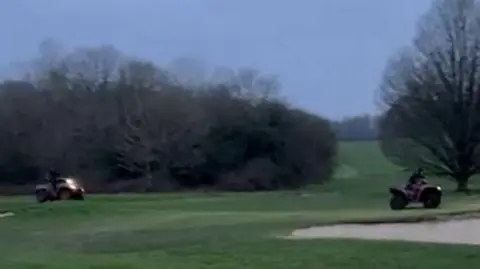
[1,141,480,269]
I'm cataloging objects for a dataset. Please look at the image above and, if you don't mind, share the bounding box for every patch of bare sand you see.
[286,218,480,245]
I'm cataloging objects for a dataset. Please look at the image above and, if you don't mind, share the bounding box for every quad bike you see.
[35,177,86,203]
[389,183,442,210]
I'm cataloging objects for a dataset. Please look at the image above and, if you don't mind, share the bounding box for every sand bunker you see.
[0,212,14,218]
[286,218,480,245]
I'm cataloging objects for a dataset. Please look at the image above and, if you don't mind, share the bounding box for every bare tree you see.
[116,91,157,189]
[115,60,196,189]
[209,66,236,85]
[61,45,124,90]
[167,57,208,87]
[379,0,480,192]
[208,66,280,101]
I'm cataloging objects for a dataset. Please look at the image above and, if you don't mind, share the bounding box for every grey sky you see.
[0,0,432,119]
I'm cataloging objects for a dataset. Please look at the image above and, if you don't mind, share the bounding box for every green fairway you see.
[1,141,480,269]
[336,140,401,176]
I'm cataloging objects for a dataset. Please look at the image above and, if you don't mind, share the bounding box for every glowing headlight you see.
[437,186,442,191]
[66,178,77,188]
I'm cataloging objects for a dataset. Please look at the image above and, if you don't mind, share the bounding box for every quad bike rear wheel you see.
[35,190,49,203]
[390,194,408,210]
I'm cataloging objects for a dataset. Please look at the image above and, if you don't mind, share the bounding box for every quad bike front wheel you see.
[390,194,408,210]
[423,193,441,209]
[71,193,85,200]
[58,189,72,200]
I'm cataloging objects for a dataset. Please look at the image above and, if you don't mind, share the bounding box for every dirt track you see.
[286,218,480,245]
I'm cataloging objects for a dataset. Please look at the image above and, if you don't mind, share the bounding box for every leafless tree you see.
[379,0,480,192]
[167,57,208,87]
[208,66,281,102]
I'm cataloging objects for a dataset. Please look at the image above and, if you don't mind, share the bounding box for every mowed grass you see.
[1,141,480,269]
[337,140,401,175]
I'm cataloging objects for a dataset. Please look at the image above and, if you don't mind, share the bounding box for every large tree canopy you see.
[379,0,480,192]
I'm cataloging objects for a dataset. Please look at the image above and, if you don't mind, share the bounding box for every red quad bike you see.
[389,183,442,210]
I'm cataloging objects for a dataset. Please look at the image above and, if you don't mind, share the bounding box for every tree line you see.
[0,42,337,193]
[333,114,378,141]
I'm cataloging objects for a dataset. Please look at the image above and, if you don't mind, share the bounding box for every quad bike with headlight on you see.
[389,183,442,210]
[35,177,86,203]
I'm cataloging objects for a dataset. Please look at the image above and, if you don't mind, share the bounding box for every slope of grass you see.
[1,140,480,269]
[337,140,401,176]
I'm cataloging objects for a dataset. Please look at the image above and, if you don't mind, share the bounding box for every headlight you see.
[66,178,77,189]
[437,186,442,190]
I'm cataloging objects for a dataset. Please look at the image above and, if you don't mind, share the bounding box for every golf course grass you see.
[1,141,480,269]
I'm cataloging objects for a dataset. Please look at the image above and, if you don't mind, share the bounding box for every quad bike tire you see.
[423,193,441,209]
[390,194,408,210]
[58,189,72,200]
[35,190,49,203]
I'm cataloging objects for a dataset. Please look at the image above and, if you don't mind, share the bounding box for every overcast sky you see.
[0,0,432,119]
